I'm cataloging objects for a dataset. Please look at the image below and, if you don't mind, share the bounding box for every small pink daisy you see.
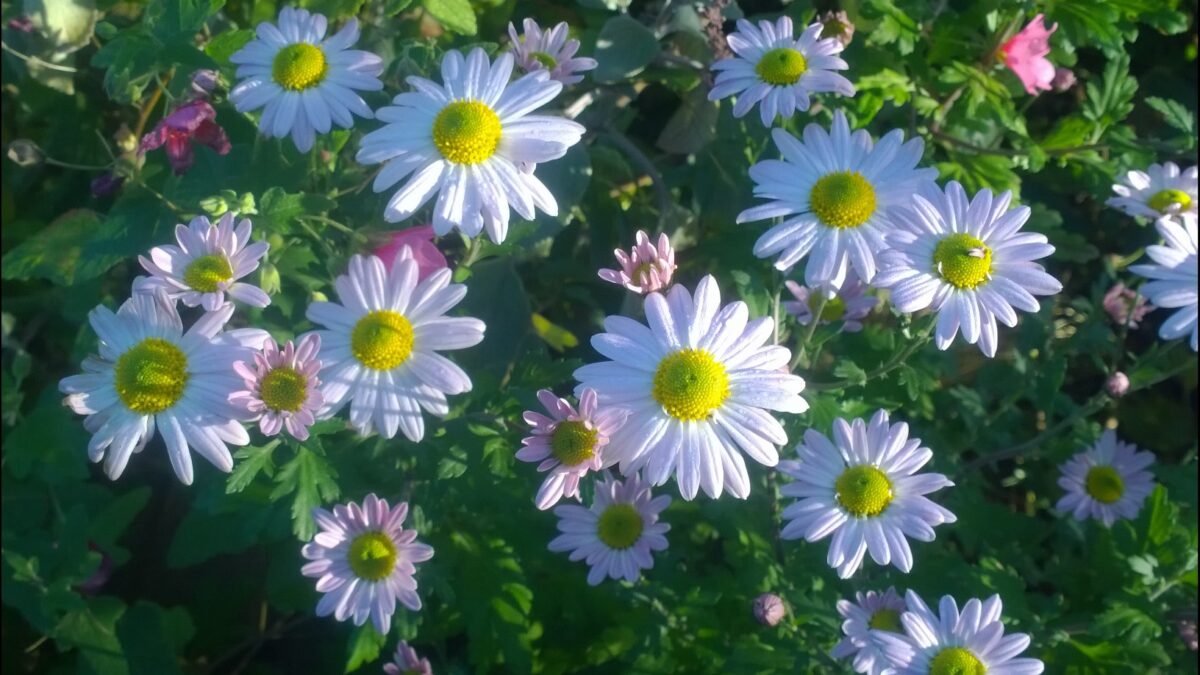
[230,334,324,441]
[519,388,627,510]
[383,641,432,675]
[598,230,676,294]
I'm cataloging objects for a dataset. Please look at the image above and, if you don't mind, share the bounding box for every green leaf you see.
[272,446,341,540]
[88,487,152,547]
[1145,96,1196,135]
[593,15,660,83]
[1144,485,1175,547]
[226,441,280,494]
[1,209,102,285]
[53,597,129,675]
[25,0,98,55]
[116,602,194,675]
[300,0,368,20]
[423,0,476,36]
[832,360,868,388]
[1083,54,1137,128]
[344,623,388,673]
[1092,602,1163,642]
[204,29,254,67]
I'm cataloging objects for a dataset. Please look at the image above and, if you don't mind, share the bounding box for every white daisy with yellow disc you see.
[737,110,937,289]
[357,47,585,243]
[1055,429,1156,528]
[574,275,807,500]
[230,7,383,152]
[1106,161,1197,224]
[875,181,1062,358]
[708,16,854,125]
[305,250,485,441]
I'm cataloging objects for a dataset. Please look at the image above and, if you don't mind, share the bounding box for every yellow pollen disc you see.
[929,647,986,675]
[1147,188,1192,212]
[432,100,502,165]
[183,254,234,293]
[272,43,328,91]
[259,367,308,412]
[351,310,415,371]
[809,172,877,229]
[933,233,993,290]
[596,503,644,550]
[550,420,598,466]
[868,608,904,633]
[835,465,893,517]
[1085,465,1125,504]
[114,338,189,414]
[347,531,398,581]
[809,294,847,321]
[530,51,558,69]
[652,349,730,421]
[755,47,808,86]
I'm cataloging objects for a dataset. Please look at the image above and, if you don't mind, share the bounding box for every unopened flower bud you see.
[90,173,124,198]
[818,10,855,47]
[1179,620,1198,652]
[1105,372,1130,398]
[114,125,138,154]
[199,195,229,216]
[237,192,258,215]
[1051,67,1076,92]
[753,593,786,626]
[310,290,328,303]
[190,69,221,96]
[259,262,281,296]
[7,140,42,166]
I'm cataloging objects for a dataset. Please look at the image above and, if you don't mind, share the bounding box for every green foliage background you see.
[1,0,1198,673]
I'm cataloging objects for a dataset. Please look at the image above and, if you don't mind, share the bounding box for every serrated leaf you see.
[1,209,102,285]
[423,0,476,35]
[226,441,280,494]
[273,446,341,540]
[345,623,388,672]
[832,360,868,387]
[204,28,254,67]
[1145,96,1196,135]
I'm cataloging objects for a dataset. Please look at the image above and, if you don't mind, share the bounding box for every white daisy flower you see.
[230,7,383,152]
[305,251,485,441]
[708,16,854,126]
[301,494,433,636]
[874,181,1063,358]
[778,410,955,579]
[784,269,879,333]
[137,212,271,312]
[737,110,937,288]
[574,275,808,500]
[1106,162,1197,223]
[548,472,670,586]
[1055,429,1155,527]
[58,292,268,484]
[875,590,1045,675]
[508,18,597,85]
[1129,215,1198,351]
[831,587,908,675]
[357,48,586,243]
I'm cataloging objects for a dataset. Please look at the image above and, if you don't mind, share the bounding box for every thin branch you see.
[1,41,77,72]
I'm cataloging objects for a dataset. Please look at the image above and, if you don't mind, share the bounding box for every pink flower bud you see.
[1105,372,1130,398]
[753,593,786,626]
[1051,67,1076,92]
[598,230,677,294]
[375,225,448,281]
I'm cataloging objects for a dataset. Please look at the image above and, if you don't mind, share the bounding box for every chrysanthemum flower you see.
[737,111,936,287]
[58,293,268,484]
[778,411,955,578]
[1055,429,1155,527]
[519,388,628,510]
[306,252,485,441]
[139,99,231,175]
[230,7,383,152]
[831,587,908,675]
[597,230,677,294]
[784,270,878,333]
[708,17,854,125]
[375,225,447,282]
[1129,216,1198,351]
[383,641,432,675]
[875,590,1045,675]
[874,182,1062,357]
[574,276,807,500]
[230,334,323,441]
[137,212,271,311]
[998,14,1057,95]
[548,472,670,586]
[301,494,433,636]
[508,18,597,85]
[358,48,585,243]
[1107,162,1198,223]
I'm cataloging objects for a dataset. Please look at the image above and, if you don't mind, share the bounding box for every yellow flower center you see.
[1147,188,1192,212]
[755,47,808,85]
[596,503,644,550]
[652,349,730,421]
[347,531,398,581]
[835,465,893,517]
[351,310,415,371]
[1085,465,1124,504]
[550,420,598,466]
[259,367,308,412]
[114,338,189,414]
[868,608,904,632]
[530,51,558,69]
[808,294,847,321]
[933,233,993,289]
[183,254,234,293]
[929,647,986,675]
[272,43,328,91]
[809,172,877,229]
[432,100,502,165]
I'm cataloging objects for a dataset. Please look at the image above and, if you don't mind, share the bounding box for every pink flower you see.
[375,226,448,282]
[230,334,324,441]
[783,270,878,333]
[383,641,432,675]
[1103,283,1153,328]
[140,100,231,175]
[598,230,676,294]
[999,14,1058,95]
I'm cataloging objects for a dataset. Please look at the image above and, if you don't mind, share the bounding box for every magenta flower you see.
[1103,283,1153,328]
[598,230,677,294]
[383,642,433,675]
[519,388,627,510]
[374,226,448,282]
[140,100,231,175]
[999,14,1058,95]
[230,334,324,441]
